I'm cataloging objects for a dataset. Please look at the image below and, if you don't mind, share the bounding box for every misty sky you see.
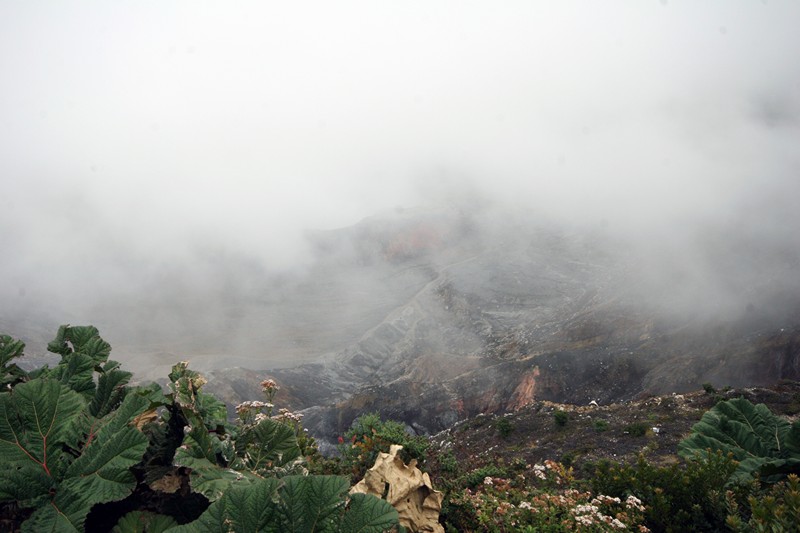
[2,1,799,328]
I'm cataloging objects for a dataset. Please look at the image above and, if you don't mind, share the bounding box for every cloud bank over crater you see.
[1,1,798,355]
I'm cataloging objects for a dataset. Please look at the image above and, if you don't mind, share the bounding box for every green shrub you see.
[592,451,739,532]
[459,465,509,490]
[496,416,514,438]
[553,410,568,427]
[438,450,460,475]
[593,419,609,432]
[726,474,800,532]
[560,451,577,468]
[625,421,649,437]
[786,397,800,416]
[337,412,429,482]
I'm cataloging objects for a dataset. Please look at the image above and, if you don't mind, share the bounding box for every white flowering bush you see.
[446,460,648,532]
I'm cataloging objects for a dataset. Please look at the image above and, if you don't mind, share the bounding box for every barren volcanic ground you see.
[193,208,800,451]
[4,207,799,453]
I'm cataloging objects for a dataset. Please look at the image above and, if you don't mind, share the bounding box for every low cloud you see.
[1,1,798,366]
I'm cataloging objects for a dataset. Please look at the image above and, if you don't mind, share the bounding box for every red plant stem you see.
[14,438,51,476]
[42,435,50,476]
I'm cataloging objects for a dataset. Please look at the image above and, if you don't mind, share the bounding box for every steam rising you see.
[2,2,798,372]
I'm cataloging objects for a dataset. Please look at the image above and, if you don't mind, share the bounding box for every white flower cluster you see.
[574,512,628,529]
[592,495,621,506]
[237,400,272,410]
[260,379,278,391]
[274,407,303,423]
[625,495,645,512]
[572,497,632,529]
[573,504,600,515]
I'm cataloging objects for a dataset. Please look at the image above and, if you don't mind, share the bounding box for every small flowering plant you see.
[229,377,321,474]
[274,407,303,425]
[235,400,274,425]
[272,406,316,456]
[260,379,278,403]
[533,459,575,488]
[234,378,281,425]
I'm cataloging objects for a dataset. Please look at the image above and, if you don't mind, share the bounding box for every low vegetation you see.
[335,412,430,483]
[2,325,800,532]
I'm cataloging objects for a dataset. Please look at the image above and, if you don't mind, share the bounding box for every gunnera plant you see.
[0,326,400,533]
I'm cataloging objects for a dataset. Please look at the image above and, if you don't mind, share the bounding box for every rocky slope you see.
[191,207,800,450]
[5,205,797,450]
[423,379,800,480]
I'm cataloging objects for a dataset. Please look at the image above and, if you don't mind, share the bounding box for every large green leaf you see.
[89,362,133,418]
[339,493,400,533]
[174,421,257,501]
[196,391,229,429]
[0,466,52,506]
[43,325,116,399]
[22,495,85,532]
[165,477,281,533]
[0,334,25,367]
[278,476,349,533]
[237,418,301,472]
[0,379,152,530]
[47,325,111,362]
[134,381,170,407]
[46,325,72,357]
[0,379,86,475]
[85,386,155,445]
[61,426,148,502]
[678,397,800,484]
[165,476,399,533]
[0,334,27,387]
[48,352,96,398]
[0,380,88,529]
[49,392,151,529]
[78,335,113,364]
[176,423,224,465]
[786,419,800,456]
[61,325,100,353]
[176,452,259,501]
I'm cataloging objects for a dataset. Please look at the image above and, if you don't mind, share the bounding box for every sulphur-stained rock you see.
[351,444,444,533]
[508,366,540,410]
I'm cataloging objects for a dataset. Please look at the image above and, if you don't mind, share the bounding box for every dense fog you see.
[2,2,798,373]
